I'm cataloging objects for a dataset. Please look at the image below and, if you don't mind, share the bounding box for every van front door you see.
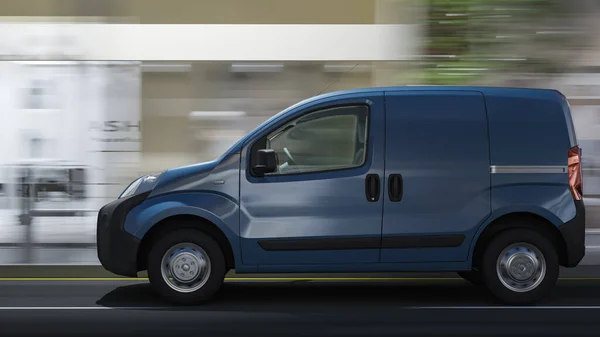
[239,93,385,268]
[381,91,491,263]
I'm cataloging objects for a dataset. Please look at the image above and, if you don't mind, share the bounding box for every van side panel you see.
[484,90,577,227]
[380,90,491,263]
[488,174,576,225]
[238,93,386,266]
[485,90,573,166]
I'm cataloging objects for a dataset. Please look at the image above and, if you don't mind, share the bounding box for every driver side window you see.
[264,105,369,175]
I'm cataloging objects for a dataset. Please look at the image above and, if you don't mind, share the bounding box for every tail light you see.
[568,145,583,200]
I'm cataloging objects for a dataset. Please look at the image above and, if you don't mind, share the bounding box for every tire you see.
[458,270,483,285]
[147,229,226,305]
[480,228,559,305]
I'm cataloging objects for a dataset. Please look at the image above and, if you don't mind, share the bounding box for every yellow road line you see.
[228,277,464,281]
[0,278,147,281]
[0,277,460,281]
[0,277,598,281]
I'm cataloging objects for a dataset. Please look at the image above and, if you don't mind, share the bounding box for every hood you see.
[150,160,219,196]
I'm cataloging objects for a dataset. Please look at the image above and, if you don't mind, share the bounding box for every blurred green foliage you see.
[417,0,576,85]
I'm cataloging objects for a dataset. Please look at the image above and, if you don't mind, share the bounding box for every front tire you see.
[147,229,226,305]
[480,228,559,305]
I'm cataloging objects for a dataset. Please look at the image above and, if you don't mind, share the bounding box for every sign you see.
[90,120,141,133]
[87,65,142,153]
[89,120,141,146]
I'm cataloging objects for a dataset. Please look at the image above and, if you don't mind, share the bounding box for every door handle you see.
[365,174,380,202]
[388,174,403,202]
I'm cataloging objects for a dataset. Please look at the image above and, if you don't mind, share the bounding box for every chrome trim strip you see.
[490,165,567,174]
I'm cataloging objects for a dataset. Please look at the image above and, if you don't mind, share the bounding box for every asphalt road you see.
[2,277,600,337]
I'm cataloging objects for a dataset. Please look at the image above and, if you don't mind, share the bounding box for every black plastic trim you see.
[388,174,403,202]
[558,199,586,268]
[382,234,465,249]
[259,237,379,251]
[258,234,465,251]
[96,191,150,277]
[365,174,380,202]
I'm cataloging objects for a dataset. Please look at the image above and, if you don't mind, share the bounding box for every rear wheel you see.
[480,228,559,305]
[147,229,226,305]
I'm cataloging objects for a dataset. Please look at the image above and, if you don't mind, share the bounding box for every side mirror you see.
[253,149,278,176]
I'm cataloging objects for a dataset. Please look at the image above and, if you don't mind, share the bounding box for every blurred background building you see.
[0,0,599,264]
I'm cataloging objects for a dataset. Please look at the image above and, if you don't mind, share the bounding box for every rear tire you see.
[147,229,226,305]
[480,228,559,305]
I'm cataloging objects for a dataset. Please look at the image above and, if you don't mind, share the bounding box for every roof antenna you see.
[316,63,360,95]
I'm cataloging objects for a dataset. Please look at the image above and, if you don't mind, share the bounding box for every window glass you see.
[264,105,368,175]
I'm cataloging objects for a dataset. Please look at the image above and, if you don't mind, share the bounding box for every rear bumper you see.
[96,192,150,277]
[559,199,586,267]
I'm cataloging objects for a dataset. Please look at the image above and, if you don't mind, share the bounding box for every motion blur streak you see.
[0,0,600,266]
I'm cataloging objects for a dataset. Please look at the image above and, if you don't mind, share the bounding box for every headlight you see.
[118,172,163,199]
[119,177,144,199]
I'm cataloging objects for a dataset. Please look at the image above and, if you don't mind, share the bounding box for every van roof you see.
[314,86,563,101]
[225,86,571,156]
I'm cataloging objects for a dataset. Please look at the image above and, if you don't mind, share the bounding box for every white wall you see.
[0,23,419,61]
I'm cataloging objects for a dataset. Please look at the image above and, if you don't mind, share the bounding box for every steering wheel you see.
[283,147,297,165]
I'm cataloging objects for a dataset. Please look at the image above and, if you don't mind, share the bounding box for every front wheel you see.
[147,229,226,305]
[480,228,559,305]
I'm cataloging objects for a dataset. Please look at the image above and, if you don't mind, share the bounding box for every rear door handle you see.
[388,174,403,202]
[365,174,380,202]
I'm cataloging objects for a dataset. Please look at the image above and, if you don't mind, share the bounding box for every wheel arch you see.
[136,214,236,271]
[470,212,568,269]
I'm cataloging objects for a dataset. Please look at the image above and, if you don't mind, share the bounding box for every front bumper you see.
[559,199,586,267]
[96,191,150,277]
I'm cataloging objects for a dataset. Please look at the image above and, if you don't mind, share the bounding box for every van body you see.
[97,86,585,305]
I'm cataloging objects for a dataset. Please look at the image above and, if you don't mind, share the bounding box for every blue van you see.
[97,86,585,305]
